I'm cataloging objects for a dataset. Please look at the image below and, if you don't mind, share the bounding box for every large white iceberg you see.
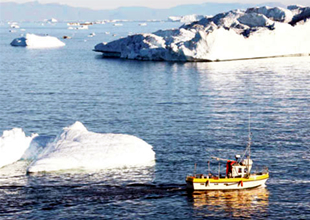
[0,128,38,168]
[94,5,310,61]
[10,33,65,48]
[27,122,155,173]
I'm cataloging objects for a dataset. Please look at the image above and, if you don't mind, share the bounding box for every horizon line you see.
[0,0,299,11]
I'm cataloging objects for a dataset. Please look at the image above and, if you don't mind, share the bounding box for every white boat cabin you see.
[228,156,253,178]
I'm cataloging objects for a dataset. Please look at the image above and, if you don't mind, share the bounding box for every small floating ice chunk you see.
[27,122,155,173]
[10,23,20,28]
[44,18,58,23]
[0,128,38,168]
[46,18,58,23]
[10,33,65,48]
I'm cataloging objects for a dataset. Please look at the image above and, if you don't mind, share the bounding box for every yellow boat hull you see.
[186,173,269,191]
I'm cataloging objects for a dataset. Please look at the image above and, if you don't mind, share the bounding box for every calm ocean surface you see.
[0,22,309,219]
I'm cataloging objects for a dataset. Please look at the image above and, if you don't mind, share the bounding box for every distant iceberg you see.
[10,33,65,48]
[0,128,38,168]
[94,5,310,62]
[46,18,58,23]
[10,23,20,28]
[27,122,155,173]
[168,14,206,23]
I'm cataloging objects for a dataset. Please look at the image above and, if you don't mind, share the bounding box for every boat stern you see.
[186,176,195,191]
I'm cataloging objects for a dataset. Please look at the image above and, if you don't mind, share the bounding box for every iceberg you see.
[168,16,182,22]
[0,128,38,168]
[94,5,310,62]
[168,14,206,23]
[47,18,58,23]
[10,33,65,48]
[27,122,155,173]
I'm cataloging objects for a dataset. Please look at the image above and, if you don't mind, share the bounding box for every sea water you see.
[0,21,309,219]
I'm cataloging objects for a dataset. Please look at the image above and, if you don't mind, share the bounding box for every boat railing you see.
[253,166,268,175]
[190,173,230,179]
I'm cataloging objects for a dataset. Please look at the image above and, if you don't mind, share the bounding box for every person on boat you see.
[213,155,240,178]
[226,160,237,178]
[226,155,241,178]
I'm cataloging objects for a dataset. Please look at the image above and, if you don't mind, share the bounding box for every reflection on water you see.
[189,187,269,219]
[0,161,155,187]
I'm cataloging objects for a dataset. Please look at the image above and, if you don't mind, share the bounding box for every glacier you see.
[0,128,38,168]
[94,5,310,62]
[27,122,155,173]
[11,33,65,48]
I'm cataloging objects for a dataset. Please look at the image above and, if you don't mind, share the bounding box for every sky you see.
[0,0,309,9]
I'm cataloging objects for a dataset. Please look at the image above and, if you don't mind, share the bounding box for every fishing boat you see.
[186,124,269,191]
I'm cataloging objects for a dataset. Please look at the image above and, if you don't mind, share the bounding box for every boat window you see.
[244,168,248,173]
[238,168,242,173]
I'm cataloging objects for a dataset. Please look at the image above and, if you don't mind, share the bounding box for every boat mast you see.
[248,111,251,160]
[246,111,252,175]
[241,111,252,161]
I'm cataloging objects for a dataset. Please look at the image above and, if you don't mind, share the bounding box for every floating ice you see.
[168,16,182,22]
[10,24,20,29]
[10,33,65,48]
[27,122,155,173]
[94,5,310,61]
[46,18,58,23]
[0,128,38,168]
[168,14,206,23]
